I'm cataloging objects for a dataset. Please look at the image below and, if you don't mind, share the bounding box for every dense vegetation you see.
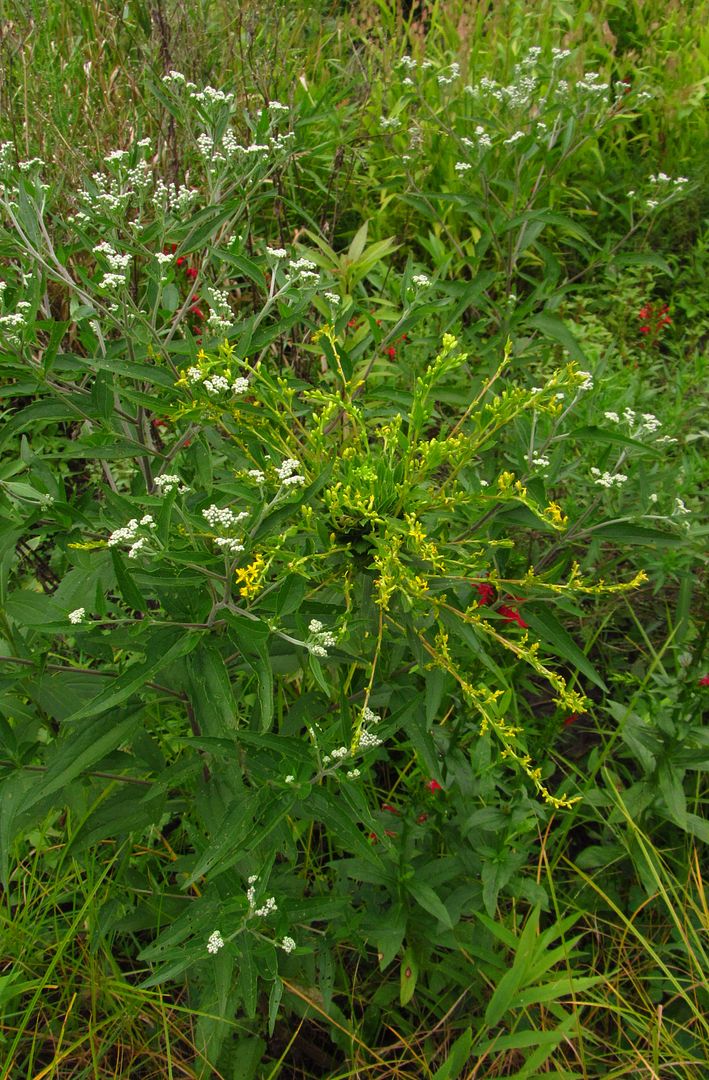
[0,1,707,1077]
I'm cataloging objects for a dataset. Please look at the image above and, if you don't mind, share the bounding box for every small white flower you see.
[412,274,430,287]
[674,498,690,515]
[231,377,249,395]
[266,246,287,259]
[280,936,296,953]
[649,493,658,503]
[68,608,85,624]
[309,619,324,633]
[604,411,620,423]
[207,930,224,954]
[323,292,341,304]
[346,768,361,779]
[128,537,148,558]
[248,469,265,482]
[285,774,295,783]
[454,161,472,173]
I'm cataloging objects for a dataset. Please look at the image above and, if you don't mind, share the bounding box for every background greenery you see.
[0,1,707,1077]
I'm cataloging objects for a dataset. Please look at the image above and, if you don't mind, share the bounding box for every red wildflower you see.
[347,318,358,328]
[384,829,397,838]
[368,832,378,843]
[386,346,396,358]
[639,326,650,334]
[417,813,428,824]
[176,256,186,268]
[474,582,495,606]
[381,803,399,815]
[564,713,580,727]
[426,779,442,793]
[185,267,198,280]
[699,676,709,687]
[190,306,205,320]
[498,604,528,629]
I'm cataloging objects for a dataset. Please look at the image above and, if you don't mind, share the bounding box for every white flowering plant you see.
[0,38,705,1079]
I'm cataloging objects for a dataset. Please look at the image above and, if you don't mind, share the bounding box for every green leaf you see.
[523,606,606,690]
[64,630,201,722]
[399,947,418,1006]
[432,1027,473,1080]
[528,313,587,363]
[589,522,681,547]
[406,879,455,930]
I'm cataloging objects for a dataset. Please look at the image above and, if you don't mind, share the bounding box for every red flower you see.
[384,829,397,838]
[386,346,396,358]
[185,267,198,280]
[190,306,205,320]
[426,779,442,793]
[699,676,709,687]
[639,326,650,334]
[564,713,580,727]
[176,256,186,268]
[381,803,399,815]
[368,832,378,843]
[474,582,495,606]
[498,604,528,629]
[417,813,428,823]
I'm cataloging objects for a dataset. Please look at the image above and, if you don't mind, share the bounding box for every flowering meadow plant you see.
[0,14,706,1075]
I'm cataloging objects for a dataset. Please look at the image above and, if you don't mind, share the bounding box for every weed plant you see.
[0,1,707,1077]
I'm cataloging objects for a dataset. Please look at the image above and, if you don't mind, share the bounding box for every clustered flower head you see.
[107,515,156,557]
[276,458,306,486]
[357,705,383,750]
[68,607,85,624]
[307,618,337,657]
[246,875,277,917]
[206,930,224,954]
[590,468,628,488]
[154,474,188,495]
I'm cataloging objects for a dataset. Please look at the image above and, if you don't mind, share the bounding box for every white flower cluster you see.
[286,257,319,286]
[380,116,402,131]
[280,936,296,953]
[454,161,472,173]
[93,241,132,289]
[266,246,288,259]
[248,469,266,483]
[323,291,341,305]
[107,515,156,557]
[532,454,550,468]
[673,498,690,516]
[68,607,85,624]
[307,618,337,658]
[207,930,224,954]
[605,408,662,436]
[268,101,289,115]
[246,875,278,917]
[437,62,460,87]
[185,366,249,396]
[358,705,383,750]
[206,287,235,333]
[590,468,628,488]
[576,370,594,391]
[323,745,349,766]
[153,179,200,214]
[575,72,609,95]
[0,300,32,345]
[214,537,245,554]
[202,505,248,529]
[190,85,235,106]
[154,474,188,495]
[504,130,525,146]
[276,458,306,486]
